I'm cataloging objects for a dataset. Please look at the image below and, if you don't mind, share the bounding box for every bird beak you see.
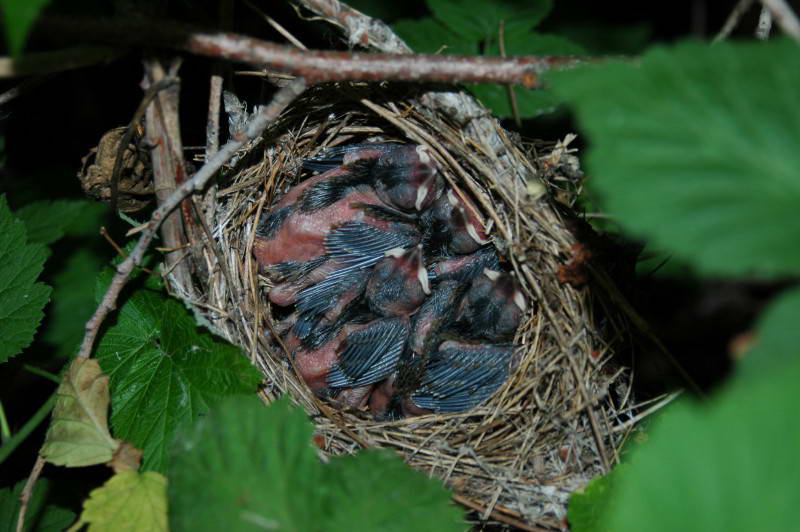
[513,290,527,311]
[412,245,431,294]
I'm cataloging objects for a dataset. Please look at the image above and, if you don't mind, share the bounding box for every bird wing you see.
[412,345,514,413]
[302,143,397,172]
[327,318,409,388]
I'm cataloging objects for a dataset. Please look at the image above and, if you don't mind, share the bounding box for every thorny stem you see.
[76,77,307,361]
[40,16,578,88]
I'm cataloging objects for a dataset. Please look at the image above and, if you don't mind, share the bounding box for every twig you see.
[498,20,521,129]
[0,394,56,466]
[15,456,45,532]
[110,76,178,212]
[451,494,560,531]
[0,75,53,106]
[713,0,755,42]
[143,57,195,294]
[291,0,413,51]
[40,16,578,88]
[76,77,307,361]
[205,0,233,162]
[759,0,800,40]
[756,7,774,39]
[100,227,157,276]
[206,74,223,160]
[610,391,681,433]
[244,0,309,50]
[0,45,123,78]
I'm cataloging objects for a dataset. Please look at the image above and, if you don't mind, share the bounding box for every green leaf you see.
[41,358,120,467]
[94,268,263,472]
[736,286,800,380]
[470,32,584,118]
[325,450,464,532]
[596,358,800,531]
[428,0,552,41]
[0,0,52,55]
[549,39,800,277]
[568,466,626,532]
[0,195,51,364]
[393,17,476,55]
[70,471,167,532]
[14,200,105,246]
[169,396,323,531]
[0,479,76,532]
[41,248,106,359]
[169,396,464,532]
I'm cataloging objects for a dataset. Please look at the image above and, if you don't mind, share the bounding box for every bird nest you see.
[173,81,636,529]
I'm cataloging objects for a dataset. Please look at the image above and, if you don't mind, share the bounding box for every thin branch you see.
[291,0,412,52]
[15,456,45,532]
[0,45,124,78]
[756,6,774,39]
[245,0,309,50]
[41,16,578,88]
[75,77,307,361]
[760,0,800,40]
[110,76,179,212]
[205,0,233,161]
[713,0,755,42]
[0,75,53,106]
[144,57,195,294]
[498,20,521,129]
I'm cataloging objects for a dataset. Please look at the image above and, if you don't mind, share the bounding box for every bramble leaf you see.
[15,200,104,246]
[0,195,51,364]
[428,0,552,41]
[169,396,464,531]
[591,352,800,531]
[393,17,476,55]
[0,479,75,532]
[0,0,51,55]
[549,39,800,277]
[70,472,167,532]
[94,268,263,472]
[41,358,120,467]
[324,450,464,532]
[469,32,584,118]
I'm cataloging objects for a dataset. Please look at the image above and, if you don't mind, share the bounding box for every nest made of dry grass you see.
[178,81,638,529]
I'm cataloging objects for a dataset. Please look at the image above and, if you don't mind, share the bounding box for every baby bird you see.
[290,220,421,342]
[325,246,430,400]
[422,189,490,259]
[368,280,463,417]
[453,269,526,342]
[405,341,516,414]
[304,143,442,212]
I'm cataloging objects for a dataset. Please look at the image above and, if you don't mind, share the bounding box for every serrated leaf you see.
[549,39,800,277]
[429,0,552,41]
[41,248,106,359]
[69,471,167,532]
[15,200,104,245]
[0,479,76,532]
[0,195,52,364]
[736,286,800,380]
[170,396,463,531]
[469,32,584,118]
[568,466,627,532]
[596,357,800,531]
[94,268,263,472]
[41,358,120,467]
[0,0,51,55]
[324,449,464,532]
[169,396,323,531]
[393,18,476,55]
